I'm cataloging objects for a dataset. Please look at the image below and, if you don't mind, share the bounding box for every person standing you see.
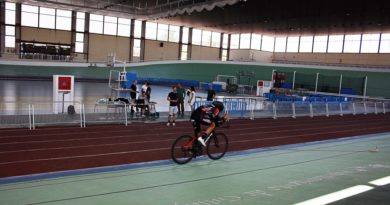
[130,80,138,113]
[206,84,216,101]
[187,86,196,112]
[146,82,151,102]
[176,83,185,116]
[167,86,178,126]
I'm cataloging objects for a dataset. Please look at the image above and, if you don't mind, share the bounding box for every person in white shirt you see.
[187,86,196,112]
[141,82,148,96]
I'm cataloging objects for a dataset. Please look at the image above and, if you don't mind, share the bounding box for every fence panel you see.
[0,102,31,128]
[33,101,83,127]
[84,102,127,125]
[275,101,294,118]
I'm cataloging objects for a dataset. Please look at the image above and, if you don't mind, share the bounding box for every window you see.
[327,35,344,53]
[343,34,361,53]
[222,33,229,48]
[56,9,71,30]
[145,22,157,40]
[379,33,390,53]
[5,26,15,48]
[222,34,229,49]
[21,5,39,27]
[75,33,84,53]
[5,2,16,25]
[39,7,55,29]
[192,29,202,45]
[274,37,287,52]
[169,25,180,43]
[361,33,380,53]
[313,35,328,53]
[117,18,131,37]
[202,30,211,46]
[76,12,85,32]
[182,27,189,44]
[134,20,142,38]
[222,49,228,61]
[181,45,188,60]
[251,34,261,50]
[286,36,299,52]
[5,3,16,48]
[239,33,251,49]
[133,39,141,57]
[230,34,240,49]
[157,23,169,41]
[261,36,275,52]
[299,36,313,52]
[211,32,221,48]
[89,14,103,34]
[104,16,117,35]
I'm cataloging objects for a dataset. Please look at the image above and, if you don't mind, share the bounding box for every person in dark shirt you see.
[206,84,216,101]
[167,86,178,126]
[130,80,138,113]
[176,83,185,116]
[146,82,151,102]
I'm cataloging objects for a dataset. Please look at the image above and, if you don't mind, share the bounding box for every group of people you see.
[129,80,151,114]
[166,84,196,126]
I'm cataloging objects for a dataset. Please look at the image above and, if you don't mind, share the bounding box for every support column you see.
[188,27,193,60]
[0,2,5,56]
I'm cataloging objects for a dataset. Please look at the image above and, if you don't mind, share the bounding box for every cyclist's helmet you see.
[212,101,224,112]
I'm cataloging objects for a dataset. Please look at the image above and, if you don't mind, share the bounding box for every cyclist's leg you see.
[205,122,216,135]
[192,120,201,137]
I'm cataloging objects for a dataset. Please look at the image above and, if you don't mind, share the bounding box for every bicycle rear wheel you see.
[207,133,228,160]
[171,135,194,164]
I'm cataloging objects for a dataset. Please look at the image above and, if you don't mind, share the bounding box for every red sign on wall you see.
[58,77,72,91]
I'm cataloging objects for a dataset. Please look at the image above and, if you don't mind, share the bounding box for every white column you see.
[292,71,296,90]
[338,74,343,95]
[292,102,296,118]
[315,72,319,93]
[363,76,368,97]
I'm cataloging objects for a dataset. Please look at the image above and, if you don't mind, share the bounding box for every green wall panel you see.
[0,62,389,98]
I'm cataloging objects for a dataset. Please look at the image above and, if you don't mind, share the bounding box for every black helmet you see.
[212,101,224,112]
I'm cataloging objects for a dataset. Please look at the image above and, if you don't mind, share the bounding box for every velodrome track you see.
[0,114,389,178]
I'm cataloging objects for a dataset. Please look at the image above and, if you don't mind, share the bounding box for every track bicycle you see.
[171,120,229,164]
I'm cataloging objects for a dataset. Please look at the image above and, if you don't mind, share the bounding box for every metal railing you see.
[194,96,390,120]
[1,98,389,129]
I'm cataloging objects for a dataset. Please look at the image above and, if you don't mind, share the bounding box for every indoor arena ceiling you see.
[13,0,390,34]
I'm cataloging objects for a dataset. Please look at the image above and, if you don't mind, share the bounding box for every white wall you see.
[88,34,130,63]
[191,45,220,60]
[229,49,273,62]
[144,40,179,61]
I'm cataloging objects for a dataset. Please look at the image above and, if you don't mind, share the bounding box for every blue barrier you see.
[123,72,137,89]
[264,93,352,103]
[193,100,247,118]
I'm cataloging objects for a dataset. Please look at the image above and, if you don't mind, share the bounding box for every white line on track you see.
[0,118,388,146]
[0,125,388,164]
[294,185,374,205]
[0,147,170,165]
[369,176,390,186]
[0,114,387,138]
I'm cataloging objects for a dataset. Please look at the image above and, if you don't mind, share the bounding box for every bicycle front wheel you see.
[207,133,228,160]
[171,135,194,164]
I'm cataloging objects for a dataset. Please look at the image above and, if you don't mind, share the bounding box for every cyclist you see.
[190,101,228,146]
